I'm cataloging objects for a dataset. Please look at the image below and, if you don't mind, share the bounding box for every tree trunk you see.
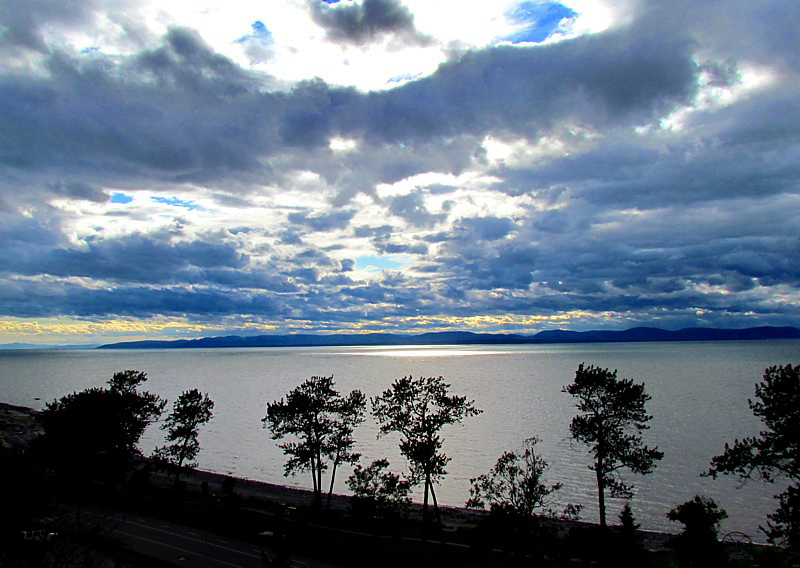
[174,454,184,487]
[596,430,607,530]
[314,453,323,509]
[310,456,319,508]
[596,464,607,529]
[327,459,338,510]
[317,455,323,508]
[430,482,441,526]
[423,471,430,526]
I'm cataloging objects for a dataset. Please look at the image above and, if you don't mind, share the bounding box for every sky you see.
[0,0,799,345]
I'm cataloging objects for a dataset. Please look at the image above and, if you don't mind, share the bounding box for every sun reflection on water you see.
[343,345,509,357]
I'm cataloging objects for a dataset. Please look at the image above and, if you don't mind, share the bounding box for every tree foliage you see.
[707,363,800,546]
[35,370,165,484]
[372,375,481,524]
[619,503,641,539]
[466,437,563,519]
[325,388,366,509]
[667,495,728,567]
[563,363,663,528]
[347,458,411,519]
[263,375,366,509]
[154,388,214,484]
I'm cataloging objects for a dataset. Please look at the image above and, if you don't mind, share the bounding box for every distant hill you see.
[0,342,101,350]
[96,326,800,350]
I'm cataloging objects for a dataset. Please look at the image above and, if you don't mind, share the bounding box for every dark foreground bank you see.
[1,401,791,567]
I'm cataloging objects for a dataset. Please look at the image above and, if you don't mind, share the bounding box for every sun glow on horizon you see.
[342,345,511,357]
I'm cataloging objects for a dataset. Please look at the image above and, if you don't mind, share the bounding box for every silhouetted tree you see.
[466,436,563,518]
[347,458,411,519]
[263,375,365,509]
[619,503,641,540]
[707,363,800,547]
[35,370,165,484]
[372,375,481,525]
[466,437,570,560]
[617,504,646,567]
[154,388,214,486]
[563,363,663,528]
[326,388,366,509]
[667,495,728,567]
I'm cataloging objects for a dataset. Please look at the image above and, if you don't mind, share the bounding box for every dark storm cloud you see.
[49,181,108,202]
[375,240,427,255]
[353,224,393,239]
[491,91,800,208]
[0,15,700,205]
[353,222,428,254]
[0,27,274,187]
[432,195,800,320]
[0,212,63,247]
[0,0,99,52]
[388,191,444,227]
[456,217,516,241]
[0,233,248,284]
[354,21,697,145]
[308,0,429,46]
[0,280,289,318]
[670,0,800,73]
[287,209,356,231]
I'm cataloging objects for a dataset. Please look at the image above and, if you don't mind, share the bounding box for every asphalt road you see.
[87,509,339,568]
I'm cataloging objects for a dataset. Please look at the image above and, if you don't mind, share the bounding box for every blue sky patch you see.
[507,1,576,44]
[236,20,273,44]
[151,196,204,210]
[356,255,405,271]
[110,192,133,204]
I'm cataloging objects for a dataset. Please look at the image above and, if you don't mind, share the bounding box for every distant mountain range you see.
[0,342,101,350]
[94,326,800,350]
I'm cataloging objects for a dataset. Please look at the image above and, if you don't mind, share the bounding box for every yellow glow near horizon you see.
[0,310,618,344]
[0,318,225,338]
[389,312,611,329]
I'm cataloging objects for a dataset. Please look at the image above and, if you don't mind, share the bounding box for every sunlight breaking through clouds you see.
[0,0,798,344]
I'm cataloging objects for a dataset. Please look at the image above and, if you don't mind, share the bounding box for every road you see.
[83,509,339,568]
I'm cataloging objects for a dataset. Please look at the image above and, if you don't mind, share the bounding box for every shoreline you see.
[162,466,677,551]
[1,401,676,551]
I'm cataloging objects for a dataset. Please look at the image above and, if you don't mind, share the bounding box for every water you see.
[1,340,798,539]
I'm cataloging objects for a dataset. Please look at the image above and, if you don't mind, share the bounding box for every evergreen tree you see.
[35,370,165,484]
[372,375,481,525]
[264,376,366,509]
[667,495,728,567]
[707,363,800,546]
[563,363,663,528]
[155,388,214,485]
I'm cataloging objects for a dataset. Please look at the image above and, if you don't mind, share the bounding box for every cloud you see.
[308,0,430,46]
[287,209,356,231]
[0,0,799,338]
[389,191,443,228]
[1,233,248,284]
[49,181,108,202]
[0,0,98,53]
[456,217,516,241]
[0,280,289,319]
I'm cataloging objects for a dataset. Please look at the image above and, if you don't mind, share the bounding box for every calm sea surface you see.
[2,340,799,539]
